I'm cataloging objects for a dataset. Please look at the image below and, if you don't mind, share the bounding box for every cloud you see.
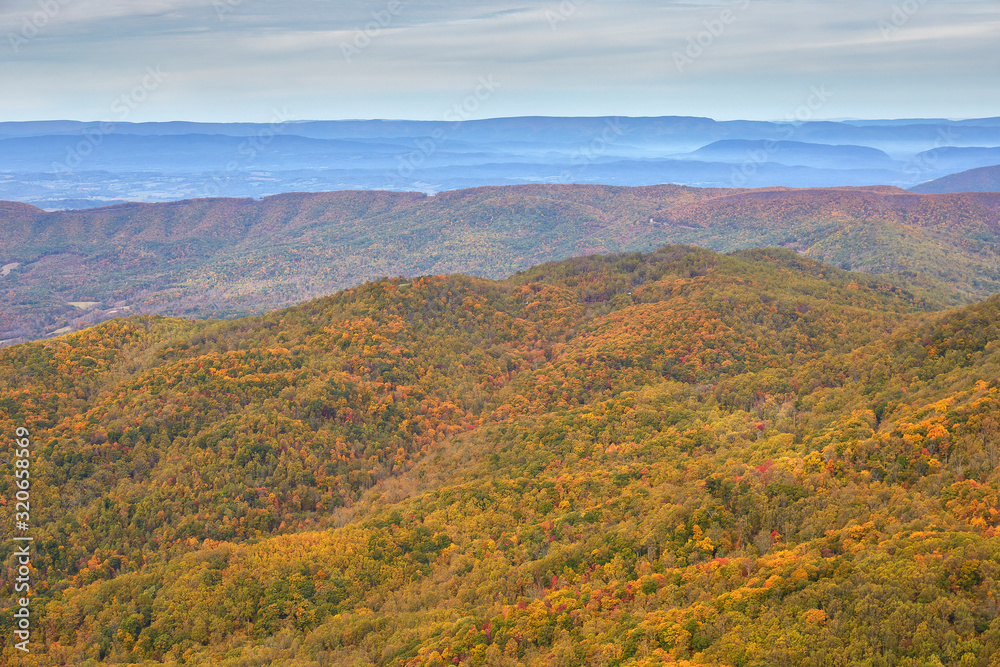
[0,0,996,121]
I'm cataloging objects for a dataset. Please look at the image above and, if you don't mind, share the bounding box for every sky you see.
[1,0,998,123]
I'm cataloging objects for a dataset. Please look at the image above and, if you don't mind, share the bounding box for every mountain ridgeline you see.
[2,184,1000,344]
[912,165,1000,194]
[2,116,999,206]
[2,246,1000,665]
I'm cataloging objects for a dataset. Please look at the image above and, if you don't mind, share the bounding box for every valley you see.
[2,184,999,344]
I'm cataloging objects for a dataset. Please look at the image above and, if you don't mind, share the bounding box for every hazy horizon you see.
[3,114,1000,124]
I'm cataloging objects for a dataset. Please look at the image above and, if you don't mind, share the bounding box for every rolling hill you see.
[912,165,1000,193]
[2,246,1000,665]
[685,140,898,170]
[3,184,1000,344]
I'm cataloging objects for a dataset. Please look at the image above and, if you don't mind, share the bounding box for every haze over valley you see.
[2,115,999,208]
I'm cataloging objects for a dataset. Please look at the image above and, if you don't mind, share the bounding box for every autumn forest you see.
[1,234,1000,666]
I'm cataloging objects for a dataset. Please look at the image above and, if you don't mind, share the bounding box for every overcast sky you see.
[1,0,997,122]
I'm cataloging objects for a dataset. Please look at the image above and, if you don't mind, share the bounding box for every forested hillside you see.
[2,246,1000,666]
[912,165,1000,194]
[2,185,1000,344]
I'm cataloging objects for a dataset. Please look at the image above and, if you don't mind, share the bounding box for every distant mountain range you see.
[1,116,998,207]
[3,184,999,344]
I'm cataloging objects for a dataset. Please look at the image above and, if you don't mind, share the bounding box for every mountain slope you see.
[4,184,1000,343]
[2,247,1000,665]
[912,164,1000,193]
[652,188,1000,299]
